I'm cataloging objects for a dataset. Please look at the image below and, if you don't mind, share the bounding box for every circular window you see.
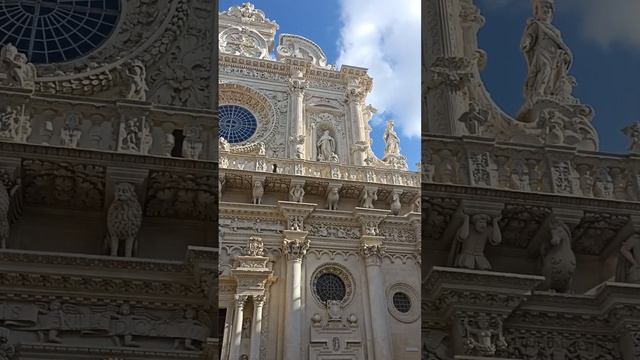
[387,283,419,323]
[315,273,346,302]
[218,105,258,143]
[311,264,354,307]
[0,0,121,64]
[392,292,412,313]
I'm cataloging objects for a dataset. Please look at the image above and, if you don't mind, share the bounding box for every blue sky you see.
[477,0,640,154]
[219,0,421,170]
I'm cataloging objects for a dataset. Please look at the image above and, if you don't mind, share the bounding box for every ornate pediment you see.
[276,34,332,69]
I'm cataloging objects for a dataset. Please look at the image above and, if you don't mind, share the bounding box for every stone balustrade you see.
[0,86,217,161]
[424,134,640,201]
[220,150,420,188]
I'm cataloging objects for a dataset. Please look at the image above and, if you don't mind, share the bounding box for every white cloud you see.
[335,0,421,138]
[563,0,640,50]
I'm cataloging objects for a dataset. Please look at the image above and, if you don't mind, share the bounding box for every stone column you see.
[229,295,248,360]
[282,230,310,360]
[249,295,265,360]
[355,207,392,360]
[278,201,315,360]
[288,70,307,160]
[220,307,233,360]
[346,86,367,166]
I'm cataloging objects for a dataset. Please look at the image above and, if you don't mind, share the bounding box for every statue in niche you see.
[617,232,640,284]
[539,216,575,293]
[383,120,401,156]
[122,59,148,101]
[521,0,572,105]
[326,186,340,210]
[252,180,264,204]
[317,130,336,161]
[449,213,502,270]
[0,43,37,89]
[289,184,305,203]
[241,316,251,339]
[622,122,640,154]
[106,182,143,257]
[0,336,15,360]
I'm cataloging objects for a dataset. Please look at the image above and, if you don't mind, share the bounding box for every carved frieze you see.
[145,171,216,220]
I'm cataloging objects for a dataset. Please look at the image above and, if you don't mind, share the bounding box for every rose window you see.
[314,273,347,302]
[218,105,258,143]
[0,0,121,64]
[392,291,412,313]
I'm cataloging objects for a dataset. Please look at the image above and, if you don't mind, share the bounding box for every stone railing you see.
[220,150,420,187]
[219,150,420,187]
[0,86,217,161]
[424,134,640,201]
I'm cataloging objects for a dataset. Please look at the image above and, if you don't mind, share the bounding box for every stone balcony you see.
[0,86,217,161]
[424,134,640,201]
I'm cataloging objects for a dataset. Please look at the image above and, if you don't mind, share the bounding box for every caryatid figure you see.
[449,213,502,270]
[617,232,640,284]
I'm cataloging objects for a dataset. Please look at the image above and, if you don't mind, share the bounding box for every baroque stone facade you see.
[0,1,218,359]
[218,3,421,360]
[424,1,640,359]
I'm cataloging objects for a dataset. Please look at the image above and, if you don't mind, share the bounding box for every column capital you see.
[354,206,390,236]
[234,294,249,309]
[360,236,386,266]
[282,234,310,262]
[253,294,266,306]
[288,78,307,96]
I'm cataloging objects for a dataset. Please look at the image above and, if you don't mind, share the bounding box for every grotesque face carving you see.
[115,183,136,201]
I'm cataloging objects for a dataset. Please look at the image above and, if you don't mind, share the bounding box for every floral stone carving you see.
[145,171,215,220]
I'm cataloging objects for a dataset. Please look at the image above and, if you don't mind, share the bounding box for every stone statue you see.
[462,316,507,356]
[60,113,82,148]
[360,188,377,209]
[289,184,305,203]
[252,180,264,204]
[258,142,266,155]
[106,183,143,257]
[389,192,401,215]
[622,122,640,154]
[182,125,203,160]
[219,137,230,152]
[317,130,336,161]
[521,0,572,104]
[0,336,14,360]
[0,43,37,89]
[449,213,502,270]
[539,216,575,293]
[326,186,340,210]
[123,59,148,101]
[617,233,640,284]
[383,120,401,156]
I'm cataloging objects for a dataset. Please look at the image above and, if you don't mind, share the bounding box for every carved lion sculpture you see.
[539,217,576,293]
[106,183,143,257]
[252,180,264,204]
[327,186,339,210]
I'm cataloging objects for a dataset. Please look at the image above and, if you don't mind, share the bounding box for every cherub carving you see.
[122,59,148,101]
[617,232,640,284]
[0,43,37,89]
[106,183,143,257]
[252,180,264,204]
[326,186,340,210]
[448,213,502,270]
[539,216,575,293]
[289,184,305,203]
[462,316,507,356]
